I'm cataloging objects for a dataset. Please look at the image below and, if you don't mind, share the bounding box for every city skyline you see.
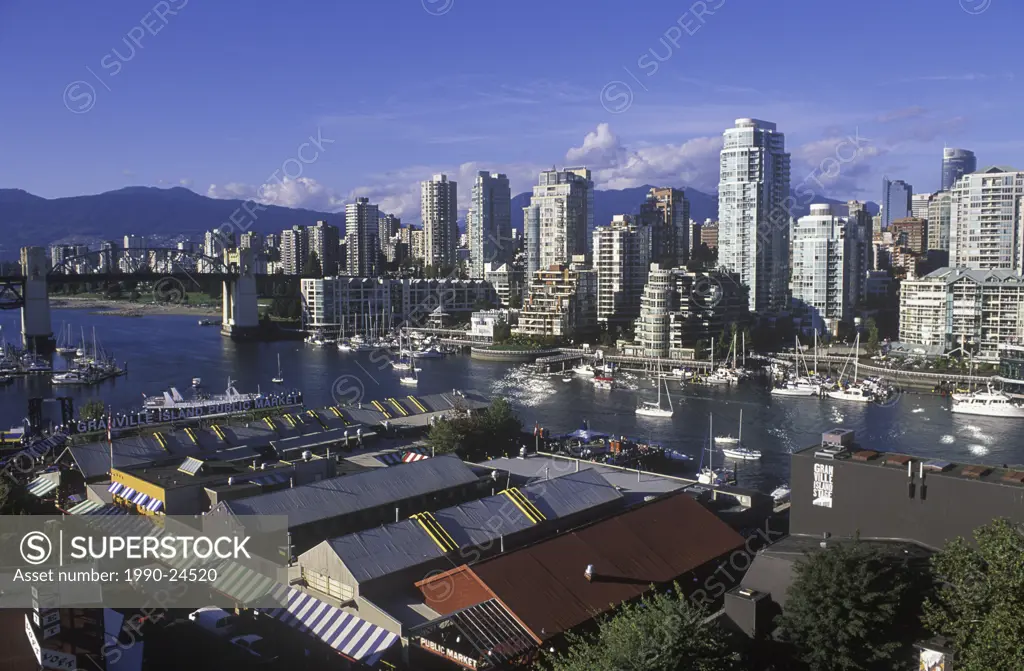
[2,0,1021,223]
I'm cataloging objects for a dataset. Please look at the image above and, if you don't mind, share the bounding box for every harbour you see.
[3,309,1022,496]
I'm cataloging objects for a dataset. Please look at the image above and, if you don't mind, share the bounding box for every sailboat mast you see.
[738,409,742,443]
[732,332,737,369]
[742,331,746,367]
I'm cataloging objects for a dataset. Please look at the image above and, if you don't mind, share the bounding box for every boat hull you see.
[771,387,818,397]
[951,404,1024,418]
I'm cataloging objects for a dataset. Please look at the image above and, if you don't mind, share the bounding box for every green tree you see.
[923,518,1024,671]
[427,399,522,460]
[79,399,106,422]
[779,541,923,671]
[865,318,880,356]
[492,317,512,344]
[304,251,323,278]
[541,584,738,671]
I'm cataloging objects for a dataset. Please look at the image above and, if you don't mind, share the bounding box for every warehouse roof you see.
[319,469,622,584]
[211,454,480,529]
[418,492,745,641]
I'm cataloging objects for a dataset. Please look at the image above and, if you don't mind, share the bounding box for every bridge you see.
[0,246,266,351]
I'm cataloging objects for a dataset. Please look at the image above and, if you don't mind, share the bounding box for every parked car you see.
[187,607,238,637]
[230,634,278,662]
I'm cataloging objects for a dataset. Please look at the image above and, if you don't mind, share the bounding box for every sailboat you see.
[75,326,88,358]
[393,331,415,371]
[705,338,732,385]
[826,333,872,402]
[718,410,761,460]
[272,353,284,384]
[56,323,77,355]
[399,359,418,386]
[636,367,673,417]
[698,414,734,485]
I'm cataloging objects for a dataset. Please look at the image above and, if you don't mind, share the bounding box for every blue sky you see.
[1,0,1021,220]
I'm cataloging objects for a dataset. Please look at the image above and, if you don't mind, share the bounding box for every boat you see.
[198,318,221,326]
[593,376,614,390]
[192,378,202,387]
[951,387,1024,418]
[664,449,693,463]
[636,370,673,418]
[770,485,791,503]
[572,364,596,378]
[271,354,284,384]
[715,409,742,444]
[413,346,443,359]
[0,375,13,385]
[697,414,734,485]
[24,357,51,374]
[562,376,573,383]
[143,377,264,410]
[51,370,91,386]
[56,323,78,355]
[826,333,873,403]
[771,379,820,396]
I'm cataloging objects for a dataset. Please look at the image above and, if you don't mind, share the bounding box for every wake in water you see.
[912,408,924,414]
[962,424,993,444]
[967,443,989,456]
[940,435,955,444]
[491,366,556,407]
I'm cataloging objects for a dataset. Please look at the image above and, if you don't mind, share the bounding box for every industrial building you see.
[408,491,745,669]
[207,455,491,555]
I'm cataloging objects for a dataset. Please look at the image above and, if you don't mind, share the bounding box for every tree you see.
[427,399,522,460]
[0,479,29,514]
[778,541,923,671]
[542,584,738,671]
[80,399,106,422]
[492,317,512,344]
[865,318,880,356]
[303,251,323,278]
[923,518,1024,671]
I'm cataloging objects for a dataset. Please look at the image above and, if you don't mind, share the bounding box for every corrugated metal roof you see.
[322,469,622,585]
[271,427,352,454]
[522,468,622,519]
[466,492,746,640]
[218,454,479,529]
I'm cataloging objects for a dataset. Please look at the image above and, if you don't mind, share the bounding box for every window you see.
[303,568,355,602]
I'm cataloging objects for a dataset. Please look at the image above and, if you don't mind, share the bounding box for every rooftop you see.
[793,433,1024,491]
[480,453,689,505]
[418,492,745,641]
[319,469,623,585]
[211,454,482,529]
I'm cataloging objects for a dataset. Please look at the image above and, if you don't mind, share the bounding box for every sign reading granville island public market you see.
[418,637,480,670]
[812,462,834,508]
[70,392,302,434]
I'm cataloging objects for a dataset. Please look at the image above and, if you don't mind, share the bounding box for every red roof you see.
[451,492,744,640]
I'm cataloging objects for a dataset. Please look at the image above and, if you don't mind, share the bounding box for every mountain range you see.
[0,185,877,259]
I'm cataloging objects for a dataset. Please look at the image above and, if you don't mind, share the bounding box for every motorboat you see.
[413,347,443,359]
[337,341,352,352]
[636,372,673,418]
[51,370,91,386]
[951,388,1024,418]
[770,485,791,503]
[572,364,596,378]
[593,376,614,390]
[826,384,873,403]
[664,449,693,463]
[0,375,12,385]
[192,378,202,387]
[562,375,573,383]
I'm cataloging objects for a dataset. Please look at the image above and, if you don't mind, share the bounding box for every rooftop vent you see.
[814,445,847,460]
[302,450,312,461]
[884,454,913,468]
[1001,470,1024,485]
[822,428,854,447]
[851,450,880,462]
[961,465,991,479]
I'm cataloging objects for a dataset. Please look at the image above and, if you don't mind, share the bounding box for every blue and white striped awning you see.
[108,482,124,495]
[145,498,164,513]
[67,500,127,516]
[118,487,136,501]
[265,588,399,665]
[376,446,430,467]
[27,472,60,497]
[132,492,150,507]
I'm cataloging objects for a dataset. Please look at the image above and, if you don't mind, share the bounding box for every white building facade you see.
[522,167,594,278]
[592,215,651,327]
[899,267,1024,361]
[717,118,791,313]
[949,167,1024,273]
[468,172,512,279]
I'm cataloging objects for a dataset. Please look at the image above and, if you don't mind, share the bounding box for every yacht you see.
[951,388,1024,418]
[0,374,12,385]
[636,373,673,418]
[715,409,743,445]
[337,340,352,352]
[399,366,418,386]
[721,445,761,460]
[56,323,78,356]
[572,364,596,378]
[770,485,791,503]
[271,354,284,384]
[826,384,873,403]
[142,377,264,411]
[593,376,614,390]
[697,414,734,485]
[413,347,443,359]
[51,370,91,386]
[24,358,52,374]
[771,379,819,397]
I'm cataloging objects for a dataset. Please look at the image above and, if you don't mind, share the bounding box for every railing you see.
[774,353,990,383]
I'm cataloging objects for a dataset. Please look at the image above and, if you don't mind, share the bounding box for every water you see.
[1,309,1021,492]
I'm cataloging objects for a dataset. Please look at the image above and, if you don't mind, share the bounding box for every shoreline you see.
[50,297,221,318]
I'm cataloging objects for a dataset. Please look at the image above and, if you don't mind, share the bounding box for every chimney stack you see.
[584,564,594,582]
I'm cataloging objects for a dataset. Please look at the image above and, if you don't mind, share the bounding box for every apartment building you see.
[592,215,651,327]
[515,258,597,339]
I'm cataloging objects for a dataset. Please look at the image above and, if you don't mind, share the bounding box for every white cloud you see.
[565,123,723,192]
[206,177,346,212]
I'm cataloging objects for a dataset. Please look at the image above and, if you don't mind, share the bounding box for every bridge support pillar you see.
[221,248,260,339]
[20,247,54,353]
